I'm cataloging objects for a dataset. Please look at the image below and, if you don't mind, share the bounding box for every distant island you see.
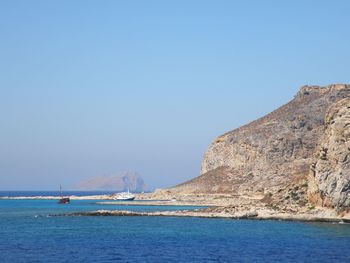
[73,172,147,192]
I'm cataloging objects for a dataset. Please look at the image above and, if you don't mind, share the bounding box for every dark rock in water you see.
[67,210,146,216]
[73,172,147,192]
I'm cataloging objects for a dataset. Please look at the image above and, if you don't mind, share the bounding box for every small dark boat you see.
[58,185,70,204]
[58,197,70,204]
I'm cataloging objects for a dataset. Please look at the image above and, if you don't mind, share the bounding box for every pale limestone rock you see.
[308,98,350,211]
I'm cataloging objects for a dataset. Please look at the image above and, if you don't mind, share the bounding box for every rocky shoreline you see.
[2,193,350,223]
[61,208,350,223]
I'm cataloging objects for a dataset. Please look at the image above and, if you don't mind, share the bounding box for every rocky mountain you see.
[74,172,147,192]
[169,84,350,212]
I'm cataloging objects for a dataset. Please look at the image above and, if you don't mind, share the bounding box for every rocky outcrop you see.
[308,98,350,211]
[64,207,350,223]
[74,172,147,192]
[170,84,350,211]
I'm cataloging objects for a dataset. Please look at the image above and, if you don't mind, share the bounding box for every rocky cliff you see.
[308,98,350,211]
[74,172,147,192]
[170,84,350,211]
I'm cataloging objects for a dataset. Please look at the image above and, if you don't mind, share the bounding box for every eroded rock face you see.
[171,84,350,209]
[308,98,350,211]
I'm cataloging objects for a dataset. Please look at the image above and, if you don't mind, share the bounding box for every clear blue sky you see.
[0,0,349,190]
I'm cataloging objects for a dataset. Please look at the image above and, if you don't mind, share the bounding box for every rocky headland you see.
[135,84,350,221]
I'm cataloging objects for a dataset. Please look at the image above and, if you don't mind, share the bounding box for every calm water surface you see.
[0,197,350,262]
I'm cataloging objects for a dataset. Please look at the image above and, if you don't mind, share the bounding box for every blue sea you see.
[1,192,350,262]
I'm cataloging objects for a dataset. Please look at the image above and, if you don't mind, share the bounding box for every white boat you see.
[113,190,135,201]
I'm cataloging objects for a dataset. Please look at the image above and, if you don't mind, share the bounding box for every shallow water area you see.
[1,199,350,262]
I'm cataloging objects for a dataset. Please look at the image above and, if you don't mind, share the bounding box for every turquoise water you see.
[1,199,350,262]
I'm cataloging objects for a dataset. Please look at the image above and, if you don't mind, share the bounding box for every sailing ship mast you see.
[58,185,70,204]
